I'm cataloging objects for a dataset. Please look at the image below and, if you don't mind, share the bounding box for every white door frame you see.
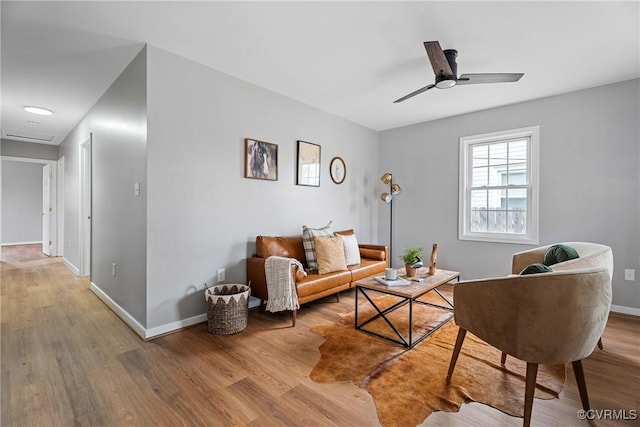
[0,156,58,255]
[57,156,65,257]
[42,164,52,256]
[79,136,92,277]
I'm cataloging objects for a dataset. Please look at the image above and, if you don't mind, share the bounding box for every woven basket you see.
[204,284,250,335]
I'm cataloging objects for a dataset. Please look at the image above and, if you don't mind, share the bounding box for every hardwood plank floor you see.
[1,245,638,426]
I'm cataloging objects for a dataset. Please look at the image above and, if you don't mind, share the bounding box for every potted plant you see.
[401,247,424,278]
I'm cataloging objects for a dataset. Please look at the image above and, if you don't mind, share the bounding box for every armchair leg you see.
[597,337,603,350]
[524,362,539,427]
[336,292,340,302]
[291,309,297,327]
[572,360,590,411]
[501,352,507,365]
[447,328,467,379]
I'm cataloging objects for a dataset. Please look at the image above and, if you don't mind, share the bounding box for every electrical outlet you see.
[624,269,635,281]
[112,263,117,277]
[217,268,225,283]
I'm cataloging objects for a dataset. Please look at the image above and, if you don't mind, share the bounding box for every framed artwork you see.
[296,140,321,187]
[245,138,278,181]
[330,156,346,184]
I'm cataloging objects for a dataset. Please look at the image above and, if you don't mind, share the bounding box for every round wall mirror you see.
[330,157,346,184]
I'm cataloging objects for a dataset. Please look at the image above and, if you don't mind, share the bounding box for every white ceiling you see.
[2,1,639,145]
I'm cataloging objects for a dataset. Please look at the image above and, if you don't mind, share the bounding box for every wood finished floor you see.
[1,244,638,426]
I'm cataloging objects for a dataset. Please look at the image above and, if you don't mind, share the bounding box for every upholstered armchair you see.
[447,242,613,427]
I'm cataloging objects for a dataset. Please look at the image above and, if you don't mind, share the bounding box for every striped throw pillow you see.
[302,221,333,270]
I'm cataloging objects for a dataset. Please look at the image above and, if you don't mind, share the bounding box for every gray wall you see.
[1,139,59,160]
[58,47,148,325]
[146,45,379,329]
[379,79,640,310]
[1,160,43,244]
[54,43,638,334]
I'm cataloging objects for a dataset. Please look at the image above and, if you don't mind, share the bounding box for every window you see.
[459,126,539,244]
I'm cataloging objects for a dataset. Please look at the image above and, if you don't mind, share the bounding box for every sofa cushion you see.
[256,235,306,262]
[315,236,348,274]
[544,244,579,266]
[520,263,553,275]
[295,270,352,299]
[302,221,333,270]
[349,258,388,282]
[336,232,361,266]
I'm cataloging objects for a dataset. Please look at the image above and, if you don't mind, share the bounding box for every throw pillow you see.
[314,236,347,275]
[543,244,579,266]
[520,263,553,275]
[336,232,361,266]
[302,221,333,270]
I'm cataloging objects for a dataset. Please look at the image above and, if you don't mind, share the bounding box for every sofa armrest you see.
[247,257,268,301]
[246,257,304,301]
[358,244,389,266]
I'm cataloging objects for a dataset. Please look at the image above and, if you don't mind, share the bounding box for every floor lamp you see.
[380,173,402,266]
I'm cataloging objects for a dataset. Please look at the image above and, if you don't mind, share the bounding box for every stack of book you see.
[374,276,411,286]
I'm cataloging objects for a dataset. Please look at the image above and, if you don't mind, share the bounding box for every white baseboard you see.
[89,281,147,339]
[128,294,260,339]
[63,258,80,276]
[1,241,41,246]
[249,295,261,309]
[89,281,210,340]
[611,304,640,317]
[145,314,207,339]
[84,286,640,340]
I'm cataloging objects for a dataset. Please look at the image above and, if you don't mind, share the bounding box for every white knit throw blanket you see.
[265,256,306,313]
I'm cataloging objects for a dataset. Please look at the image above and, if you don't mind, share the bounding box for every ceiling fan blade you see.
[424,41,453,77]
[456,73,524,85]
[393,84,436,103]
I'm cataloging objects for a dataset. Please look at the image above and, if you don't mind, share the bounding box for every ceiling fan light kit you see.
[394,41,524,103]
[435,78,457,89]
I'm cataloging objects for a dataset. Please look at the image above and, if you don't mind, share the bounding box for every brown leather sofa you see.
[246,230,388,325]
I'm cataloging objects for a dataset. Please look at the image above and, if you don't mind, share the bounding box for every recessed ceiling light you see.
[24,106,53,116]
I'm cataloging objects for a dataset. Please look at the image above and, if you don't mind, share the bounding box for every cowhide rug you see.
[310,295,566,426]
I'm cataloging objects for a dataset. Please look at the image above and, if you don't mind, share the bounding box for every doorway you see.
[0,156,58,257]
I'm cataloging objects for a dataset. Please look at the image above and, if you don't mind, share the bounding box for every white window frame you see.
[459,126,540,244]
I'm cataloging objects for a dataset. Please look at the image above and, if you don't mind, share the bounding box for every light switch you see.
[134,182,140,197]
[624,269,635,281]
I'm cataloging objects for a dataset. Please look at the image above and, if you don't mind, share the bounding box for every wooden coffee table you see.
[354,268,460,348]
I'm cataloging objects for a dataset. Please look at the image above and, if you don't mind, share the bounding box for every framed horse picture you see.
[244,138,278,181]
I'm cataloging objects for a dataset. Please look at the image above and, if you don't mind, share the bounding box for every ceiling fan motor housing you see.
[443,49,458,76]
[435,49,458,88]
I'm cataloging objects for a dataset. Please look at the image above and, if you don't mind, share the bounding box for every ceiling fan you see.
[394,41,524,103]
